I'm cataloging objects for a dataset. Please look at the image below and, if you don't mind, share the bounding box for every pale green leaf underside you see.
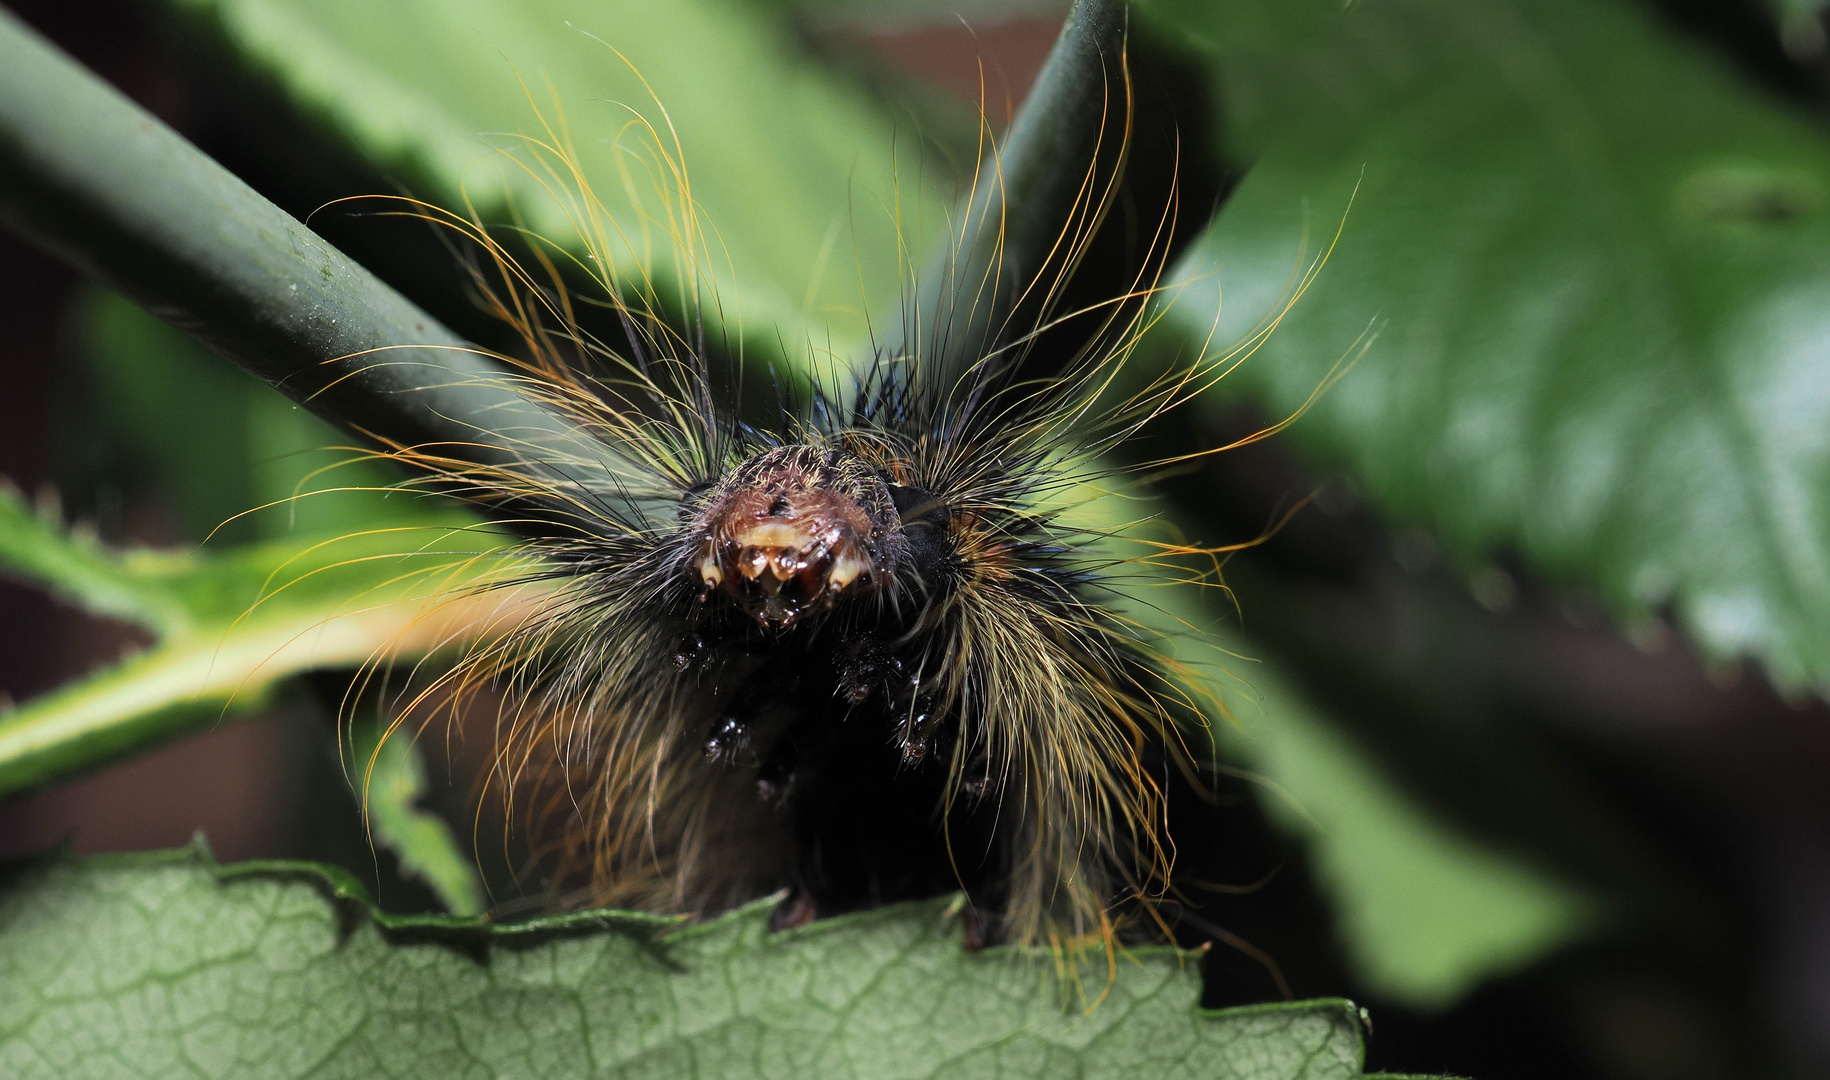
[0,844,1376,1080]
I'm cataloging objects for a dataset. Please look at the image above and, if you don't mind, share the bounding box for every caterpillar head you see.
[687,444,903,628]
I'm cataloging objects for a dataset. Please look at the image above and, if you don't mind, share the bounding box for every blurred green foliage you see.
[1152,0,1830,693]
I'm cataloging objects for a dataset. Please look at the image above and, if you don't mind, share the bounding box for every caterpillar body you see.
[371,16,1325,954]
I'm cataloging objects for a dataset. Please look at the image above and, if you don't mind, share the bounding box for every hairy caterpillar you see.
[353,14,1332,955]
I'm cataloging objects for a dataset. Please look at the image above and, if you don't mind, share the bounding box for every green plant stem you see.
[894,0,1127,388]
[0,10,606,488]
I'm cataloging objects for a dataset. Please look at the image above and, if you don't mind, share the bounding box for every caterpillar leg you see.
[958,904,988,952]
[769,888,820,932]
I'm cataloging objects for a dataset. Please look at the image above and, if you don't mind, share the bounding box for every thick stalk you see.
[0,9,609,486]
[892,0,1128,389]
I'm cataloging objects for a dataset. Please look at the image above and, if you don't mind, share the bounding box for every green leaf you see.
[160,0,948,362]
[0,843,1383,1080]
[1147,0,1830,692]
[0,484,191,637]
[0,485,508,795]
[346,717,486,917]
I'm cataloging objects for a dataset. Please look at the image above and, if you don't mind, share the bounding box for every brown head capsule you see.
[687,445,901,627]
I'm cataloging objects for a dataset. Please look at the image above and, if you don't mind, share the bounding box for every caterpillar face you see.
[687,445,901,628]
